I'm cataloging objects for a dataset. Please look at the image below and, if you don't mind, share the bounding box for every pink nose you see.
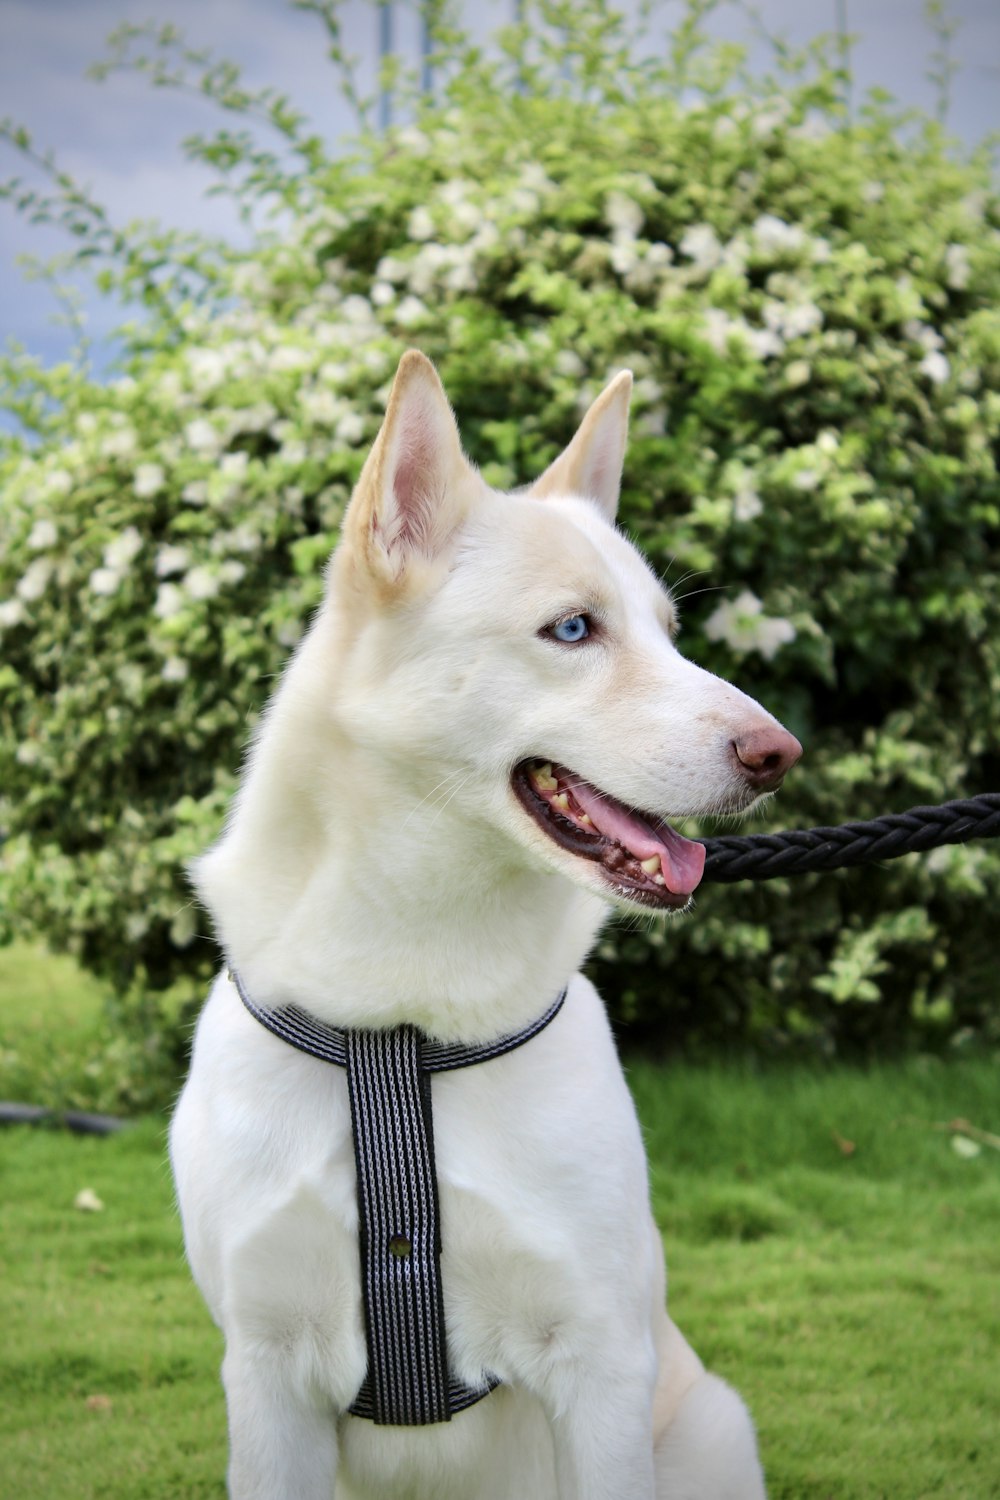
[731,726,802,791]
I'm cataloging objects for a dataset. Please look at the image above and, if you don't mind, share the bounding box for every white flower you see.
[817,431,840,455]
[220,452,249,480]
[187,348,229,388]
[732,487,763,522]
[157,371,184,402]
[720,235,749,273]
[18,559,53,601]
[633,376,663,408]
[183,567,219,601]
[43,469,73,497]
[185,419,223,458]
[117,663,143,698]
[751,100,790,137]
[213,524,260,555]
[376,256,409,284]
[791,467,821,491]
[154,583,185,619]
[218,560,246,586]
[161,655,189,683]
[785,360,812,388]
[395,296,429,327]
[134,463,165,498]
[341,295,374,325]
[16,742,41,766]
[371,280,396,307]
[101,428,137,460]
[862,181,885,203]
[919,351,950,385]
[554,351,586,379]
[679,224,723,272]
[944,243,970,291]
[764,301,823,340]
[610,240,640,276]
[156,545,190,578]
[234,402,277,434]
[302,388,340,425]
[408,206,435,241]
[745,327,784,360]
[0,599,26,629]
[270,345,312,372]
[605,191,644,240]
[125,913,151,941]
[752,214,806,257]
[702,310,783,361]
[635,408,667,437]
[89,567,121,597]
[903,320,943,352]
[104,527,143,570]
[181,480,208,506]
[704,590,796,659]
[396,126,428,152]
[276,619,303,649]
[335,412,366,446]
[27,519,58,551]
[701,308,741,354]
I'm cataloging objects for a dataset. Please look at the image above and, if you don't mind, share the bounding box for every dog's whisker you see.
[404,769,476,832]
[672,584,731,605]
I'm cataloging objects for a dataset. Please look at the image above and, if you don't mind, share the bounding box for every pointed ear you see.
[343,350,475,589]
[531,370,632,521]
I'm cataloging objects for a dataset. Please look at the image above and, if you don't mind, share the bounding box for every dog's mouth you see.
[511,759,706,911]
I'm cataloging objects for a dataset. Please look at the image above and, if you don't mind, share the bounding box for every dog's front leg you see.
[223,1344,339,1500]
[544,1367,657,1500]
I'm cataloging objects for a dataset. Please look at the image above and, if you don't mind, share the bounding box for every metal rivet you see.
[388,1234,412,1260]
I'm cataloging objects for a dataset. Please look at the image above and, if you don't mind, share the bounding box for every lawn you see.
[1,943,998,1499]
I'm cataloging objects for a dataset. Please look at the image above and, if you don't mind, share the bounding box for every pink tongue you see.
[566,778,707,896]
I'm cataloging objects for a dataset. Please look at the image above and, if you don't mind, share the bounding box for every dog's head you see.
[326,351,800,916]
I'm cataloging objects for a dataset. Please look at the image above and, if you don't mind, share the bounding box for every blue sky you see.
[1,0,998,373]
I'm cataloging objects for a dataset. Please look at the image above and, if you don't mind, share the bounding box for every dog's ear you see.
[531,370,632,522]
[344,351,475,588]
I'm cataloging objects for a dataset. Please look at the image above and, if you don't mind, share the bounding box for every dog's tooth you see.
[640,855,661,875]
[653,873,665,885]
[532,763,557,792]
[579,813,592,826]
[554,792,570,810]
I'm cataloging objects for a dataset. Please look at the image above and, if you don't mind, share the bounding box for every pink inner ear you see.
[584,447,611,500]
[389,424,436,548]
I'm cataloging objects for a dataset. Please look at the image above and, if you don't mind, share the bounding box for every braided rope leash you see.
[699,794,1000,885]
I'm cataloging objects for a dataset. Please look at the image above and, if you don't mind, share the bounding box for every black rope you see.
[699,794,1000,884]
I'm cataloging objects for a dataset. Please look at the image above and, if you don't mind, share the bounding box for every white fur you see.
[172,354,778,1498]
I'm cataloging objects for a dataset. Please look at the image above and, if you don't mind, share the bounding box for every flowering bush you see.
[2,2,999,1100]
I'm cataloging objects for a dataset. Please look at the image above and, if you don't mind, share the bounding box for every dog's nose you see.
[731,726,802,791]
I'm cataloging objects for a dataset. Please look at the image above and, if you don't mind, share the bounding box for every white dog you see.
[171,351,801,1499]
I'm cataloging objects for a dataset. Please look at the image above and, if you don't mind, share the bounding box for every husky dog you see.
[172,351,800,1499]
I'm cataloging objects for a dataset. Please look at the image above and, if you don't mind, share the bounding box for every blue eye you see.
[550,614,590,644]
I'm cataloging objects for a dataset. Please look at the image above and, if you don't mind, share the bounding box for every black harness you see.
[232,969,565,1426]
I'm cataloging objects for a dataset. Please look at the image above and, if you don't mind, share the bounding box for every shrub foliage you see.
[1,2,999,1099]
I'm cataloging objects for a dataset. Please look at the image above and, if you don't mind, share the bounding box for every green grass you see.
[2,944,999,1498]
[0,941,126,1113]
[629,1058,1000,1498]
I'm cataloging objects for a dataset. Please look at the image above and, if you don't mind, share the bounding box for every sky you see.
[1,0,998,374]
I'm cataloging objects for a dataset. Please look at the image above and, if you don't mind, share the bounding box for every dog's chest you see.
[203,1039,644,1398]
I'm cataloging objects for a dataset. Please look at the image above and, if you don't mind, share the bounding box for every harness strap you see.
[231,972,566,1071]
[230,969,565,1425]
